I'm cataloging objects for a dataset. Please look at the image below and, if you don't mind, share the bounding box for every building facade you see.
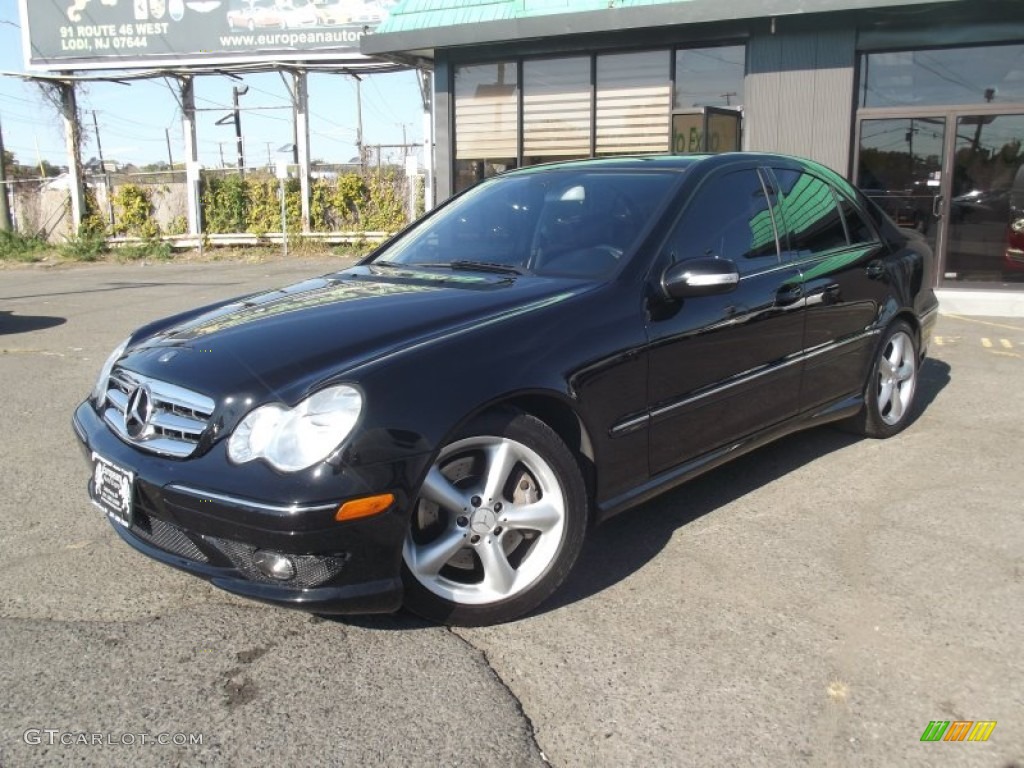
[364,0,1024,311]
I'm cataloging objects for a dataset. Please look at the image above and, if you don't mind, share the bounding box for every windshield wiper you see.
[447,260,527,275]
[378,260,528,276]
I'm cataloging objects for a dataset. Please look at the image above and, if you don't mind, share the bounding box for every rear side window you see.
[664,168,780,275]
[773,168,848,257]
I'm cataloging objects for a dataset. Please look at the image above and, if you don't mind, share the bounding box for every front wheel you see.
[402,410,587,626]
[845,320,920,438]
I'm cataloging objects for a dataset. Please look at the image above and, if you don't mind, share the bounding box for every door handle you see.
[932,194,944,219]
[808,283,842,305]
[866,260,886,279]
[775,283,803,306]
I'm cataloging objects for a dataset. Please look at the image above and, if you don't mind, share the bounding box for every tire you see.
[844,320,920,438]
[402,410,588,626]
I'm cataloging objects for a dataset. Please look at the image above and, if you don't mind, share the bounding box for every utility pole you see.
[180,75,201,238]
[92,110,114,227]
[0,115,12,231]
[59,78,86,231]
[351,74,364,169]
[280,71,300,165]
[165,128,174,168]
[418,68,433,211]
[232,84,248,175]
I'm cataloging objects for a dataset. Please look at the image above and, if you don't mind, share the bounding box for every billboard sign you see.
[19,0,396,71]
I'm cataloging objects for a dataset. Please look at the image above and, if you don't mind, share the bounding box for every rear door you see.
[768,166,890,412]
[645,165,805,475]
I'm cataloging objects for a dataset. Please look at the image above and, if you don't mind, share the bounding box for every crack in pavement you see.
[449,627,551,766]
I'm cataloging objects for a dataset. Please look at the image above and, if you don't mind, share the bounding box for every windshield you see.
[373,170,679,279]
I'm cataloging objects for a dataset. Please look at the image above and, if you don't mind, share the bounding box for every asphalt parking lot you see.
[0,259,1021,767]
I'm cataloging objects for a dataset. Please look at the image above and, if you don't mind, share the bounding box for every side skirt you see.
[595,393,864,523]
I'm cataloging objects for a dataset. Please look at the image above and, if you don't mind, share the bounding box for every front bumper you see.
[73,401,431,615]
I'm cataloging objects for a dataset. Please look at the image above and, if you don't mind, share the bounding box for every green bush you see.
[312,174,365,231]
[358,170,407,232]
[115,240,172,261]
[0,229,48,262]
[167,215,188,235]
[202,175,247,234]
[245,178,301,236]
[112,184,159,239]
[60,224,107,261]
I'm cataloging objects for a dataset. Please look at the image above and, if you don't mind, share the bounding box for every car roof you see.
[501,152,837,177]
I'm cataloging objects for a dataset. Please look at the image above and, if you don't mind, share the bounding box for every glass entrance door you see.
[856,112,1024,286]
[856,117,946,255]
[946,113,1024,283]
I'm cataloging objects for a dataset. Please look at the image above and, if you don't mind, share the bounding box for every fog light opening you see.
[253,550,297,581]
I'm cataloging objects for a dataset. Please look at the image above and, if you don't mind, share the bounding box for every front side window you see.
[664,168,779,274]
[375,171,680,279]
[772,169,849,257]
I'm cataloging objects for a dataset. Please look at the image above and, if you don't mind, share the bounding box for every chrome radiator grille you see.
[101,369,215,458]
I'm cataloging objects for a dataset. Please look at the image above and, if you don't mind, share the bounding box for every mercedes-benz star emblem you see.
[124,385,153,439]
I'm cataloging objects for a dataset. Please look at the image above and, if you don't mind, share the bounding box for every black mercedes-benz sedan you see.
[73,153,938,626]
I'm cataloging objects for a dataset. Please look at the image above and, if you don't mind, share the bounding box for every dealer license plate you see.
[91,452,134,528]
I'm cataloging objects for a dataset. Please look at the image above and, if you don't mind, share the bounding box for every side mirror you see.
[660,257,740,299]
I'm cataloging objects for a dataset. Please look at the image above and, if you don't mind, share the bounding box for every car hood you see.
[118,265,587,402]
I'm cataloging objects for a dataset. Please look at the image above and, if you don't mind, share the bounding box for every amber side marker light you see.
[336,493,395,522]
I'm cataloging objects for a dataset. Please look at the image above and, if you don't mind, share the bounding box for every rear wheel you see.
[402,410,587,626]
[845,320,920,438]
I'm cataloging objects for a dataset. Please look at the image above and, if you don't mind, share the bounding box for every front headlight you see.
[91,337,130,405]
[227,385,363,472]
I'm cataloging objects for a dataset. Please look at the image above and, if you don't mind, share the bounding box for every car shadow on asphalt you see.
[334,358,951,630]
[0,310,67,335]
[541,356,952,616]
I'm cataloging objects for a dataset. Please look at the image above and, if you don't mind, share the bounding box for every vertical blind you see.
[454,63,518,160]
[454,46,746,164]
[596,51,671,154]
[523,57,592,157]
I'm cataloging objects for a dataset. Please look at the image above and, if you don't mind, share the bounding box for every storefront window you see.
[674,45,745,110]
[858,44,1024,108]
[523,57,592,166]
[595,51,671,155]
[454,63,518,192]
[947,114,1024,283]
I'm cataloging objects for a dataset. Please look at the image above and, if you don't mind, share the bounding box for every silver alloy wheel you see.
[876,330,917,426]
[403,436,567,606]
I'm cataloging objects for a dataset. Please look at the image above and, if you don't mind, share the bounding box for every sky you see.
[0,1,425,172]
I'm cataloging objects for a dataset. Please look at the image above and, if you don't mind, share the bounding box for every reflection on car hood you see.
[118,265,585,401]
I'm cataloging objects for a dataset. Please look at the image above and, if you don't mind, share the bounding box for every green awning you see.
[362,0,967,58]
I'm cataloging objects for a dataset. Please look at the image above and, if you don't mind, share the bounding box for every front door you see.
[645,165,805,476]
